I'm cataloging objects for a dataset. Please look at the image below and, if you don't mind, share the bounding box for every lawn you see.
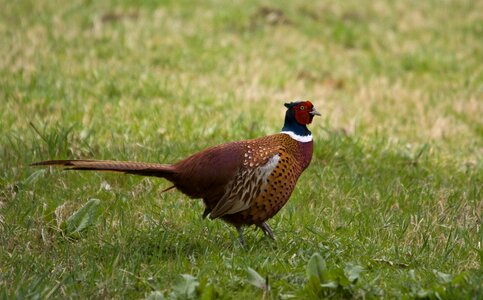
[0,0,481,298]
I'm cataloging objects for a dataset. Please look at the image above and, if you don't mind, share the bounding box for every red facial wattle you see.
[294,101,315,125]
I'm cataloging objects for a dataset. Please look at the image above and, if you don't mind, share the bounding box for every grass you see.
[0,0,481,298]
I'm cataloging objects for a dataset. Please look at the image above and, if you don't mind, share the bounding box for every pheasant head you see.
[281,101,320,141]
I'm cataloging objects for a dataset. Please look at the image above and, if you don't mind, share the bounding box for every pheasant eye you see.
[300,106,305,110]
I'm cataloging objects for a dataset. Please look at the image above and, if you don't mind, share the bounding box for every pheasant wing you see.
[209,148,281,219]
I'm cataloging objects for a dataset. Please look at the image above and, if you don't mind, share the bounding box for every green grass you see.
[1,0,481,298]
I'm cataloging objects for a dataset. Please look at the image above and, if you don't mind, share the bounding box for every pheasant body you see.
[210,134,313,227]
[32,101,320,243]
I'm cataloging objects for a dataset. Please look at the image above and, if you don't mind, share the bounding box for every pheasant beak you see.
[309,108,321,116]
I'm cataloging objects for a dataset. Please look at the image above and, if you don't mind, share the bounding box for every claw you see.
[257,222,275,240]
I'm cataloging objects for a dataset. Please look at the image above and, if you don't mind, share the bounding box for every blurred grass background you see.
[0,0,481,298]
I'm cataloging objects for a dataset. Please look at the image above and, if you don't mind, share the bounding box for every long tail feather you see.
[31,159,176,178]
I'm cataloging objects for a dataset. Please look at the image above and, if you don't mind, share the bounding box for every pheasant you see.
[32,101,320,244]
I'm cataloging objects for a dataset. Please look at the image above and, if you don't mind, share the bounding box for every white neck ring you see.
[280,131,313,142]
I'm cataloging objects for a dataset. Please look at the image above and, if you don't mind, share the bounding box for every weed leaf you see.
[171,274,199,299]
[23,169,47,186]
[247,267,268,291]
[146,291,165,300]
[63,198,101,236]
[320,281,339,289]
[345,264,364,283]
[306,253,327,288]
[433,270,452,284]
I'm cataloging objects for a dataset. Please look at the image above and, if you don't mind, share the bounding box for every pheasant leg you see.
[236,226,246,246]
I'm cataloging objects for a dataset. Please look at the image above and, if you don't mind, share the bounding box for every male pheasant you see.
[32,101,320,244]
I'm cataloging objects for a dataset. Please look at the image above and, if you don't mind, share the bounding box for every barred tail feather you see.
[30,159,176,178]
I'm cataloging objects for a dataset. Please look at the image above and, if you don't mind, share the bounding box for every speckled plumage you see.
[32,101,320,243]
[204,133,313,227]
